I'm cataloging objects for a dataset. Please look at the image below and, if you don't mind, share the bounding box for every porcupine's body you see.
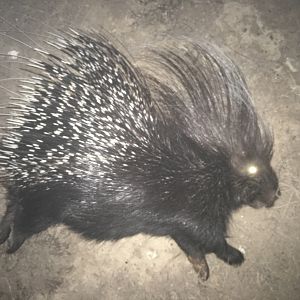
[0,30,279,280]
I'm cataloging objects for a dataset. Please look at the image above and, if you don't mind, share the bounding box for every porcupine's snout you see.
[263,187,281,208]
[249,166,280,209]
[265,181,281,208]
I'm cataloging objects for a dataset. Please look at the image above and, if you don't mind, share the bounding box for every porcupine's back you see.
[0,30,158,189]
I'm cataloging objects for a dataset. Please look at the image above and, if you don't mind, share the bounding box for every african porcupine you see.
[0,30,279,280]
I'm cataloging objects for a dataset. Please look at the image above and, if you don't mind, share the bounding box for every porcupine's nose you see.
[274,187,281,200]
[265,187,281,208]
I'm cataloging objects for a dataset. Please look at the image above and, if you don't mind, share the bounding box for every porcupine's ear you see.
[231,152,249,173]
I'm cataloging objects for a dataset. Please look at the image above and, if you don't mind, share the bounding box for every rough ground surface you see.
[0,0,299,299]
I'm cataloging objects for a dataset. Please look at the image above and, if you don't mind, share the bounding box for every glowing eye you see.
[248,165,258,175]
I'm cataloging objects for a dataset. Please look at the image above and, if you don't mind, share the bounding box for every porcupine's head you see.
[140,42,280,210]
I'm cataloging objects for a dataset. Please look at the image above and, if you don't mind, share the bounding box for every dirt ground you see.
[0,0,299,299]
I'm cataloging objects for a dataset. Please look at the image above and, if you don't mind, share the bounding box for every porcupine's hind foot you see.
[0,203,15,245]
[0,216,12,245]
[0,203,27,253]
[6,226,26,253]
[2,186,67,253]
[172,234,210,281]
[188,255,209,281]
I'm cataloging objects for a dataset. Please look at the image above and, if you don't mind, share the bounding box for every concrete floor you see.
[0,0,299,299]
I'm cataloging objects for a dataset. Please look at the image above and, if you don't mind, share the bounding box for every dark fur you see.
[0,31,279,277]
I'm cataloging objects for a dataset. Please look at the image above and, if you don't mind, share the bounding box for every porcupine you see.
[0,30,280,280]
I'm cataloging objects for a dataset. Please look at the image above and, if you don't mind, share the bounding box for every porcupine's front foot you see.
[172,234,209,281]
[213,240,245,266]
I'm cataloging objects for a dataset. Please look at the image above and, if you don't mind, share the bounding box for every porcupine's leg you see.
[172,235,209,281]
[173,232,244,274]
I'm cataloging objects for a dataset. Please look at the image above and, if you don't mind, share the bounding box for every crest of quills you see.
[0,30,280,280]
